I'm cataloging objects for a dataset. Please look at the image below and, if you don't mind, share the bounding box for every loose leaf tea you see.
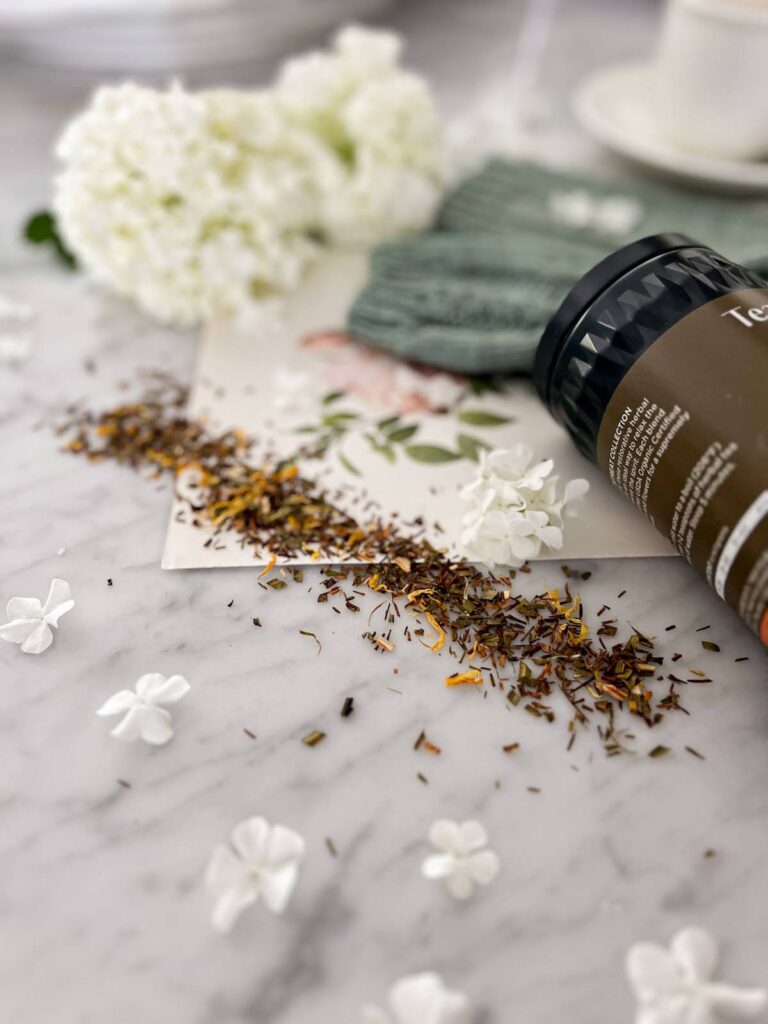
[60,375,713,755]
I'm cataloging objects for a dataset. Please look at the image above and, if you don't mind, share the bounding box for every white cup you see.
[654,0,768,161]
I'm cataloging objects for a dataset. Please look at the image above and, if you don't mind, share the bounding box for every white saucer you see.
[574,63,768,194]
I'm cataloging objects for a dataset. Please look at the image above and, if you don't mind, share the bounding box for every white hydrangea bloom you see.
[362,971,472,1024]
[460,444,589,569]
[54,83,335,327]
[276,25,447,245]
[626,926,767,1024]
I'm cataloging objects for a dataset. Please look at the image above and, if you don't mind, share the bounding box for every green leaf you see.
[337,451,361,476]
[404,444,461,464]
[377,414,400,430]
[365,434,396,463]
[386,423,419,443]
[457,409,511,426]
[23,210,77,270]
[322,390,346,405]
[322,411,358,426]
[467,376,505,396]
[456,432,490,462]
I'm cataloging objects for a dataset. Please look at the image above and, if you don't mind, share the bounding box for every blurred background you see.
[0,0,668,235]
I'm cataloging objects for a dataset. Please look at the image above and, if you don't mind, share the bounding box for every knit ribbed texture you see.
[347,159,768,375]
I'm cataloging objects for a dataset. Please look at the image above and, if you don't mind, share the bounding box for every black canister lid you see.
[534,233,697,409]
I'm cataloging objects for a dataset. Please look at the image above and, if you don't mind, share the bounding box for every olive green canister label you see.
[596,288,768,643]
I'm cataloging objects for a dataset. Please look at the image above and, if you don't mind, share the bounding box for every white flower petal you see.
[445,863,475,900]
[468,849,500,887]
[260,861,300,915]
[626,942,683,1000]
[0,618,39,645]
[429,819,461,854]
[335,24,401,72]
[536,525,563,549]
[107,704,150,745]
[136,705,174,745]
[421,853,456,881]
[456,820,488,853]
[96,690,138,717]
[264,822,306,868]
[208,851,258,934]
[389,972,455,1024]
[20,620,54,655]
[108,705,149,743]
[231,816,272,864]
[210,885,258,934]
[144,673,190,705]
[134,673,172,702]
[564,477,590,502]
[205,843,251,897]
[41,578,74,626]
[6,597,42,620]
[671,927,718,984]
[705,983,768,1017]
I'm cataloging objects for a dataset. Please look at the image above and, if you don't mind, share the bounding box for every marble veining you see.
[1,3,767,1022]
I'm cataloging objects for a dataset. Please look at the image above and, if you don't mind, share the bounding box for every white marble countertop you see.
[1,2,767,1022]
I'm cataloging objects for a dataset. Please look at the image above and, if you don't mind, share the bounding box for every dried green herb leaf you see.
[299,628,321,654]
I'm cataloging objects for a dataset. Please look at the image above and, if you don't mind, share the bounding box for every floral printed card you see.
[161,250,673,568]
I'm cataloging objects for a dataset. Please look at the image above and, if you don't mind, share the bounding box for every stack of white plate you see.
[0,0,395,73]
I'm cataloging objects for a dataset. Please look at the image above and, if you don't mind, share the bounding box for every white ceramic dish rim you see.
[574,62,768,193]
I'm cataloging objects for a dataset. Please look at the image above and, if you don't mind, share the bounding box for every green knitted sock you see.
[347,159,768,375]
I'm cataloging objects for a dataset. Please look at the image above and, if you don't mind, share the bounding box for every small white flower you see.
[460,444,589,570]
[362,971,472,1024]
[548,189,642,237]
[96,673,190,745]
[626,926,768,1024]
[271,367,317,412]
[0,578,74,654]
[393,364,465,410]
[421,819,500,901]
[205,815,306,933]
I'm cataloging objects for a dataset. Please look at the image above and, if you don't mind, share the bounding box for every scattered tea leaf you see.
[299,628,321,655]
